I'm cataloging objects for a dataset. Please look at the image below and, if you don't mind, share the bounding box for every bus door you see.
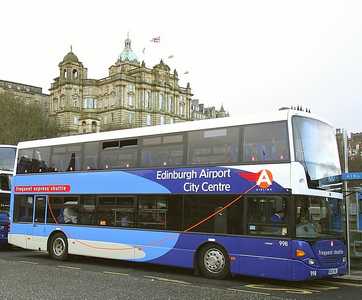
[28,195,47,250]
[244,196,292,279]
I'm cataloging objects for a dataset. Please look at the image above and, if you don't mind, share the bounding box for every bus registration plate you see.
[328,268,338,275]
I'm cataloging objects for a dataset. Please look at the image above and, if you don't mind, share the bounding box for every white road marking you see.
[103,271,129,276]
[227,288,270,296]
[57,265,81,270]
[18,260,39,265]
[144,275,191,285]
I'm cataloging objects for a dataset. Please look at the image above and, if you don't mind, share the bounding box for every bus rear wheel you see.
[198,244,229,279]
[49,233,68,261]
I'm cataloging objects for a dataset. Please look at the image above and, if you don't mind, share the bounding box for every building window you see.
[73,96,78,108]
[128,84,134,93]
[146,114,151,126]
[144,91,150,109]
[168,96,172,112]
[104,116,108,125]
[83,97,96,109]
[128,94,133,106]
[73,116,79,125]
[82,121,87,133]
[91,121,97,133]
[159,94,163,110]
[73,69,78,80]
[53,98,58,111]
[171,97,175,113]
[160,115,165,125]
[128,112,134,124]
[179,102,185,116]
[111,113,114,122]
[60,96,65,109]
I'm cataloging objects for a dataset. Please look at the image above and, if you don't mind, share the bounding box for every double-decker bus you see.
[0,145,16,245]
[8,109,346,281]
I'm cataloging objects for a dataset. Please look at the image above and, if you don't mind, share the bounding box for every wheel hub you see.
[204,248,225,274]
[53,237,65,256]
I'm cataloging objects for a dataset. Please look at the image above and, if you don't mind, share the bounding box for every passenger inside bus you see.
[296,207,318,237]
[271,209,286,223]
[63,201,78,224]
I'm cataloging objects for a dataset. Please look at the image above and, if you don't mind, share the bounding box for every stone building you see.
[0,79,49,112]
[191,99,228,120]
[50,37,211,135]
[349,132,362,160]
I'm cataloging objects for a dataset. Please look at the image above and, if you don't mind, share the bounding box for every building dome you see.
[119,36,138,63]
[153,59,170,71]
[62,48,79,63]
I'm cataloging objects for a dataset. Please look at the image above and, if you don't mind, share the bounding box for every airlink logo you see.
[256,169,273,189]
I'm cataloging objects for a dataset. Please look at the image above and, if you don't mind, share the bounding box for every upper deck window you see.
[100,139,138,169]
[17,149,34,174]
[293,116,341,180]
[16,121,293,174]
[243,122,289,163]
[141,135,184,167]
[51,144,82,172]
[188,127,239,165]
[0,147,16,172]
[33,147,51,172]
[83,142,99,170]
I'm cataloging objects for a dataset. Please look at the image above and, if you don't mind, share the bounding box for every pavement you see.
[334,258,362,283]
[2,248,362,300]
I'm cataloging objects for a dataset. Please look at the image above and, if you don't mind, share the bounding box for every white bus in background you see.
[0,145,16,246]
[0,145,16,210]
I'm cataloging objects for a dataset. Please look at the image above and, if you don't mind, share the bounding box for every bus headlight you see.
[307,259,317,266]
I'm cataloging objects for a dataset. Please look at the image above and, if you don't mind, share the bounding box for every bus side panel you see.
[8,223,34,249]
[149,234,293,279]
[44,225,180,262]
[237,237,292,280]
[147,233,242,271]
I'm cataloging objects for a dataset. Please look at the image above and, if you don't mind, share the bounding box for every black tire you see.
[198,243,229,279]
[49,233,68,261]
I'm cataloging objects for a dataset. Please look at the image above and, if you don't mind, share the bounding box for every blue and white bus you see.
[9,109,346,281]
[0,145,16,245]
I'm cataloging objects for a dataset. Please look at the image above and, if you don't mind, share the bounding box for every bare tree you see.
[0,92,60,144]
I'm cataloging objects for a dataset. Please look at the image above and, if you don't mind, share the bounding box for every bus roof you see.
[16,109,331,149]
[0,145,17,149]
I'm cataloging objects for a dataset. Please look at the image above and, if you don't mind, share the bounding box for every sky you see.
[0,0,361,132]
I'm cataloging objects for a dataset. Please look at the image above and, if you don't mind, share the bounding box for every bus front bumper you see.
[292,261,347,281]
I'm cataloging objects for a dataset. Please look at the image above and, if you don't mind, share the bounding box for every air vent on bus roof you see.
[102,139,138,150]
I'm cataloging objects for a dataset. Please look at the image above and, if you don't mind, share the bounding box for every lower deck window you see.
[13,194,292,238]
[13,195,34,222]
[247,196,288,236]
[45,194,244,234]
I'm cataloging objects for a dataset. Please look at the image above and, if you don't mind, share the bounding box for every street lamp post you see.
[343,129,351,275]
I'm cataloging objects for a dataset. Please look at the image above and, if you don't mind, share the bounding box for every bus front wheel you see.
[198,243,229,279]
[49,233,68,261]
